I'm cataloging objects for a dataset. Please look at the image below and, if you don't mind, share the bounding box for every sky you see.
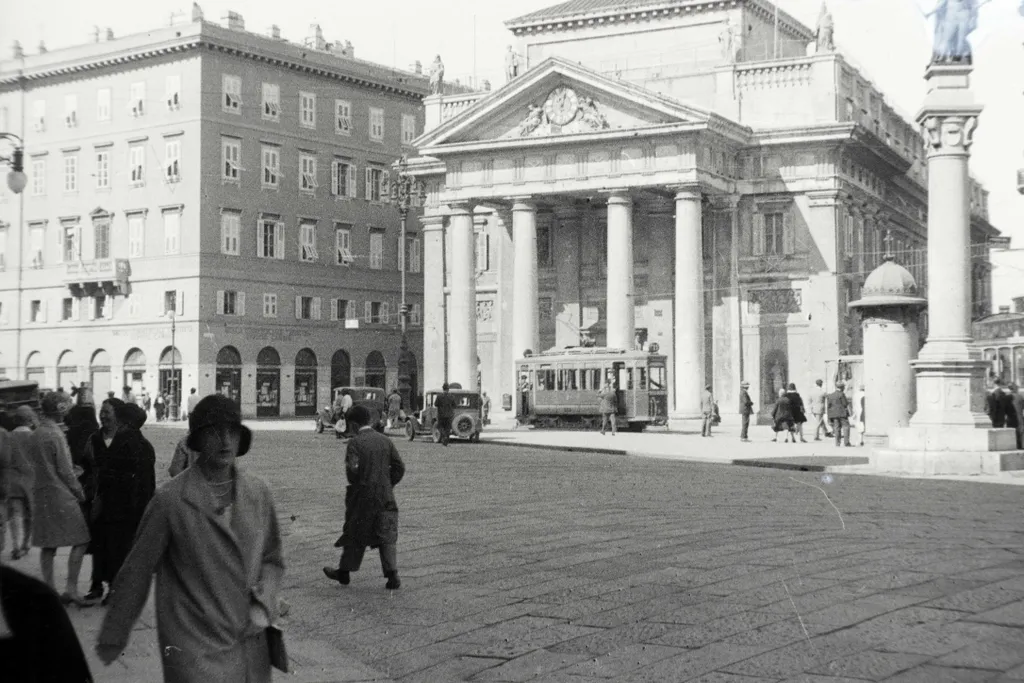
[3,0,1023,296]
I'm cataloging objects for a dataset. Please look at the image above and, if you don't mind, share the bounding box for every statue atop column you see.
[816,2,835,52]
[504,45,520,82]
[923,0,991,64]
[429,55,445,95]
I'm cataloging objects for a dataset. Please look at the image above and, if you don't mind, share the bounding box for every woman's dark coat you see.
[86,427,156,583]
[786,391,807,424]
[772,395,795,432]
[339,428,405,548]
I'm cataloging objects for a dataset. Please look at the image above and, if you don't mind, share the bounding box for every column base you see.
[667,414,705,433]
[908,357,990,428]
[871,447,1024,476]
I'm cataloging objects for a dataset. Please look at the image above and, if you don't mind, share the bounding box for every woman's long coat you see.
[771,395,795,433]
[98,466,284,683]
[339,428,405,548]
[28,419,90,548]
[0,428,34,503]
[786,391,807,424]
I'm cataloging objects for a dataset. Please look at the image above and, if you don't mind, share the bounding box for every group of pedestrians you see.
[735,378,864,446]
[988,379,1024,449]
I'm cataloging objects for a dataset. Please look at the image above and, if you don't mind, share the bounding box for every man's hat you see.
[740,381,750,388]
[186,394,252,456]
[442,383,450,390]
[835,381,846,388]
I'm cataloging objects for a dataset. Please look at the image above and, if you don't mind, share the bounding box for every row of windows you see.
[19,209,183,265]
[27,74,417,145]
[221,215,420,272]
[215,291,420,325]
[220,138,391,201]
[29,139,180,196]
[220,76,416,143]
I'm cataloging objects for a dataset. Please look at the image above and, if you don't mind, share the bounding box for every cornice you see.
[0,25,428,99]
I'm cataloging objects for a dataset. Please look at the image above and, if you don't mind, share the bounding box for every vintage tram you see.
[514,347,669,431]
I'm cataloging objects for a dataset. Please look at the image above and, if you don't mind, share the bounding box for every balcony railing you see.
[64,258,130,296]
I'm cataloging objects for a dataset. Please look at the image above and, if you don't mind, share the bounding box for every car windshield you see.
[358,390,383,401]
[454,394,480,408]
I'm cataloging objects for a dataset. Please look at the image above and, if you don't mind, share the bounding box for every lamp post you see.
[388,155,426,415]
[2,133,27,382]
[167,309,178,420]
[0,133,27,194]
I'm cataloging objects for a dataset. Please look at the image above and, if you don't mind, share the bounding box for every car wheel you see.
[431,422,441,444]
[406,420,416,441]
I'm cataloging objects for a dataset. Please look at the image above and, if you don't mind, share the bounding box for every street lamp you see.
[0,133,27,195]
[167,309,179,420]
[388,155,426,415]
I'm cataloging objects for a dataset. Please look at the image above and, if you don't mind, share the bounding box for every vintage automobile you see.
[315,386,388,437]
[406,388,483,443]
[0,379,41,418]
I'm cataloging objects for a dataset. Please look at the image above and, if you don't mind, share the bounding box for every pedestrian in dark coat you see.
[433,383,457,446]
[1,422,34,561]
[826,381,852,447]
[771,388,796,443]
[1009,383,1024,450]
[97,394,284,683]
[324,405,406,590]
[85,399,155,601]
[786,383,808,443]
[739,381,754,442]
[987,382,1008,427]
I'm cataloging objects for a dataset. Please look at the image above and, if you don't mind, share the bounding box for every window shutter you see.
[275,223,285,260]
[364,301,372,323]
[257,220,265,256]
[87,297,96,320]
[347,165,357,198]
[82,224,94,261]
[216,290,225,314]
[331,162,339,196]
[752,214,765,256]
[346,300,355,320]
[55,230,63,264]
[237,292,245,317]
[380,170,390,203]
[365,168,372,201]
[176,290,185,316]
[41,300,48,323]
[330,298,338,321]
[782,210,796,255]
[105,296,114,320]
[381,301,389,324]
[295,295,302,319]
[313,296,322,320]
[71,298,80,321]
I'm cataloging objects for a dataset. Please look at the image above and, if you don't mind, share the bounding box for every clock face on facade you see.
[544,86,579,126]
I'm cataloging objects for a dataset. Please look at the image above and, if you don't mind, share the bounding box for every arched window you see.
[257,347,281,367]
[255,347,281,416]
[215,346,242,407]
[124,348,146,368]
[294,348,318,416]
[295,348,317,367]
[331,350,351,389]
[216,346,242,366]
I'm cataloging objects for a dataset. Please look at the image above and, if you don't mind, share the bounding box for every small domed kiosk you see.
[848,254,926,446]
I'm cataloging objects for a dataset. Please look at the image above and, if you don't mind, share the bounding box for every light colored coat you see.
[98,466,284,683]
[29,419,90,548]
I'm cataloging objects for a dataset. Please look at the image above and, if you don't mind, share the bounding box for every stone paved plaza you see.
[12,425,1024,682]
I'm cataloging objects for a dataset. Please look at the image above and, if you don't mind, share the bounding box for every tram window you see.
[586,369,601,390]
[637,367,647,390]
[537,369,555,391]
[562,370,578,390]
[649,366,666,390]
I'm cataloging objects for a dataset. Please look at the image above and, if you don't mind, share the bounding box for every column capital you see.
[447,200,475,216]
[669,185,703,202]
[806,189,841,207]
[509,197,537,212]
[920,114,980,155]
[419,214,446,232]
[706,193,740,211]
[605,190,633,206]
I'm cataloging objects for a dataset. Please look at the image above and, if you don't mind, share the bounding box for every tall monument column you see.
[447,202,478,390]
[511,199,540,360]
[671,188,706,427]
[877,62,1021,474]
[420,213,447,393]
[605,192,635,350]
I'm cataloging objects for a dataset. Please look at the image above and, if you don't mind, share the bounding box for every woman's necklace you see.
[205,474,235,513]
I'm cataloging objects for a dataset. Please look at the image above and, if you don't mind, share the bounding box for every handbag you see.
[266,625,289,673]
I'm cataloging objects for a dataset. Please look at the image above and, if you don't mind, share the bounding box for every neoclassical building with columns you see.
[409,0,1000,425]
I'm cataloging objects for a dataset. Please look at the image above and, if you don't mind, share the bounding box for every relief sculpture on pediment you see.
[513,87,611,138]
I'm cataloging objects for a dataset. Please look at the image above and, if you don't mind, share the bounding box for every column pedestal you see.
[871,63,1024,475]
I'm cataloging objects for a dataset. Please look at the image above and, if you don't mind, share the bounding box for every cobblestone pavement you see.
[13,426,1024,682]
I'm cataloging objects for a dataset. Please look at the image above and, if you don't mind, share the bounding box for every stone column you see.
[420,214,446,394]
[605,192,635,350]
[671,188,706,426]
[511,199,540,360]
[447,202,477,390]
[553,203,582,349]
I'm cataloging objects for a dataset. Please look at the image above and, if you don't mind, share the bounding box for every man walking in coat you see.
[739,381,754,442]
[598,380,618,436]
[323,405,406,590]
[826,381,852,447]
[97,394,284,683]
[433,384,457,446]
[701,385,715,437]
[808,379,831,440]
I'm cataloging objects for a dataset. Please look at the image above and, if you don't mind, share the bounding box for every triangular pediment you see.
[418,56,713,148]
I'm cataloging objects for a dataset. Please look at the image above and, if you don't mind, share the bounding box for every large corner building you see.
[411,0,1001,424]
[0,13,428,416]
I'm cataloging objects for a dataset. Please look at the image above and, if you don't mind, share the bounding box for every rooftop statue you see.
[504,45,520,82]
[429,55,445,95]
[816,2,835,52]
